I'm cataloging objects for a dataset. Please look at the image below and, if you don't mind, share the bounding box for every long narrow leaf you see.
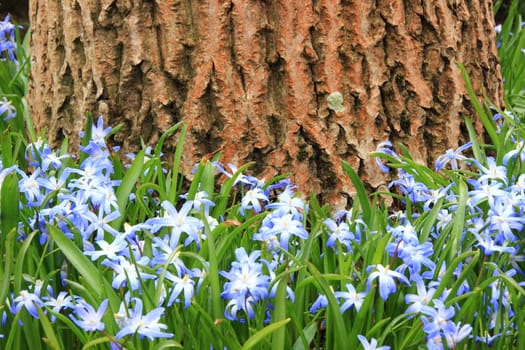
[0,227,16,309]
[168,124,187,203]
[306,263,347,349]
[272,275,289,350]
[292,321,317,350]
[1,171,19,236]
[36,307,62,350]
[457,63,499,147]
[241,318,291,350]
[47,225,119,309]
[341,160,371,222]
[113,149,145,229]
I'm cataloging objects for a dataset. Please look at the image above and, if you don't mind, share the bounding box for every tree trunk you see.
[28,0,503,207]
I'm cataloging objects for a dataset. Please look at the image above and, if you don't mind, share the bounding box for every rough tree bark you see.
[28,0,503,206]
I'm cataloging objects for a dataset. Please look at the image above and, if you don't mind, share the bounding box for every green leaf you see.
[1,130,13,166]
[0,226,16,310]
[47,225,119,308]
[341,160,371,222]
[168,124,187,203]
[241,318,291,350]
[113,149,145,229]
[201,207,223,319]
[190,301,242,350]
[156,340,184,349]
[1,171,19,236]
[292,322,317,350]
[463,115,486,164]
[272,275,288,350]
[306,263,347,349]
[457,63,499,148]
[79,112,93,164]
[448,178,468,262]
[12,234,38,297]
[154,121,183,157]
[37,307,62,350]
[188,159,216,201]
[48,225,103,293]
[82,337,112,350]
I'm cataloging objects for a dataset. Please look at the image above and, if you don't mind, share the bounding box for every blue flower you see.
[213,162,263,187]
[0,16,17,62]
[334,283,366,312]
[150,236,188,274]
[17,168,44,206]
[164,270,195,308]
[36,168,73,194]
[476,332,502,345]
[70,299,108,332]
[83,208,121,241]
[84,235,128,261]
[468,180,508,207]
[435,142,473,171]
[115,298,173,340]
[444,322,472,348]
[309,294,328,313]
[187,190,215,213]
[374,140,400,173]
[26,140,71,171]
[389,171,431,203]
[265,185,308,217]
[147,200,201,247]
[78,117,112,146]
[404,278,436,315]
[324,218,354,251]
[263,213,308,251]
[397,241,436,276]
[476,157,508,184]
[503,139,525,164]
[220,248,270,321]
[487,199,524,243]
[421,300,455,337]
[0,97,16,121]
[240,186,268,215]
[357,334,390,350]
[13,290,43,319]
[470,230,515,256]
[389,221,419,245]
[102,256,156,291]
[367,264,409,300]
[43,291,75,322]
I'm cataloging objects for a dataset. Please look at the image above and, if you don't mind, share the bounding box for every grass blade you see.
[1,170,19,236]
[113,149,145,229]
[272,275,289,350]
[241,318,291,350]
[0,227,16,310]
[47,225,119,309]
[36,307,62,350]
[457,63,498,147]
[341,160,371,222]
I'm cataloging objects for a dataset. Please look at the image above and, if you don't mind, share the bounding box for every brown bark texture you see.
[29,0,503,207]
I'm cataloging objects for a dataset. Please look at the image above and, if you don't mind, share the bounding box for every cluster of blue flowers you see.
[372,134,524,347]
[2,119,176,346]
[0,15,18,122]
[0,16,17,63]
[1,113,524,348]
[0,115,316,346]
